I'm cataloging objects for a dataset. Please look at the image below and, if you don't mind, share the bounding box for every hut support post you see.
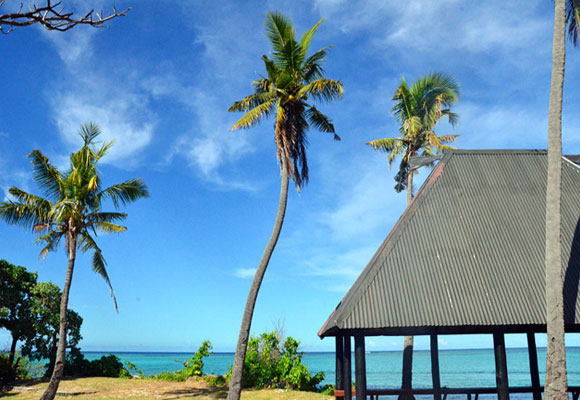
[336,335,345,400]
[527,332,541,400]
[430,334,441,400]
[355,334,367,400]
[344,335,352,400]
[493,332,510,400]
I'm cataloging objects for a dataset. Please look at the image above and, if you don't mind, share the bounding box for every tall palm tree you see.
[545,1,579,399]
[0,123,148,400]
[366,72,459,398]
[226,12,343,400]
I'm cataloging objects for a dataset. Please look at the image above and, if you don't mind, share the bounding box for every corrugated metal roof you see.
[319,150,580,337]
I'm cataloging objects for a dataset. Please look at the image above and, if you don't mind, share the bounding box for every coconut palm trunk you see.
[40,231,77,400]
[227,163,289,400]
[544,0,568,399]
[401,170,414,400]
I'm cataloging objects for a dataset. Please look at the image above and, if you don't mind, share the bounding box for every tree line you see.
[0,259,82,381]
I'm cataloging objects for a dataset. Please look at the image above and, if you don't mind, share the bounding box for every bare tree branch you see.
[0,0,130,33]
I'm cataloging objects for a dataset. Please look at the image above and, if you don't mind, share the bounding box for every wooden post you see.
[355,334,367,400]
[336,335,345,400]
[430,334,441,400]
[493,332,510,400]
[527,332,541,400]
[344,335,352,400]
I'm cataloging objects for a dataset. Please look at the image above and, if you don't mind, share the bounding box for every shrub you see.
[228,331,324,391]
[203,374,226,386]
[62,348,128,378]
[91,354,126,377]
[121,361,143,378]
[183,340,212,377]
[320,384,336,395]
[153,340,213,382]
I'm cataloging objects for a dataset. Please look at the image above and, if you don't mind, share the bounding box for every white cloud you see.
[40,20,158,168]
[315,1,550,56]
[42,28,97,66]
[303,246,377,278]
[320,160,404,242]
[234,268,256,279]
[53,87,156,167]
[455,103,548,150]
[163,91,258,191]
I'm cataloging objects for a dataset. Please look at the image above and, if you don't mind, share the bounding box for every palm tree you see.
[544,1,579,399]
[0,123,148,400]
[226,12,343,400]
[366,72,459,398]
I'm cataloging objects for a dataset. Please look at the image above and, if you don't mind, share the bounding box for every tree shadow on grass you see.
[162,386,227,399]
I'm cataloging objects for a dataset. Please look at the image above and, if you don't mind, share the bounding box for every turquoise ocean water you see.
[84,347,580,392]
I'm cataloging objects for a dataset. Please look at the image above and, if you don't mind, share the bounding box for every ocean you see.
[83,347,580,390]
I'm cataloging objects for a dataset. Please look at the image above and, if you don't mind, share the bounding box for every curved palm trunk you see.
[227,162,289,400]
[40,232,77,400]
[545,1,568,399]
[401,170,414,400]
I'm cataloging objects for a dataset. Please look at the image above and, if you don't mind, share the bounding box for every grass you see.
[5,377,334,400]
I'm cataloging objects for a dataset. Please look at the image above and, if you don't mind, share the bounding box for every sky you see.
[1,0,580,353]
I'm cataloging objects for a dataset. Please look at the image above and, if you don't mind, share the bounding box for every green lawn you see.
[6,377,333,400]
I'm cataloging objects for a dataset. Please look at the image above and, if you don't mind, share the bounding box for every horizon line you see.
[80,346,580,354]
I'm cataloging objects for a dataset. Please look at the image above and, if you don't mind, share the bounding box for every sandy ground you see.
[6,377,333,400]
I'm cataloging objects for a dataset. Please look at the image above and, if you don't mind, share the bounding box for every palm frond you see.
[8,187,52,210]
[29,150,63,201]
[261,55,279,80]
[438,134,459,143]
[79,123,102,146]
[93,222,127,234]
[306,106,340,140]
[303,47,330,82]
[88,212,127,224]
[0,200,50,231]
[78,232,118,310]
[442,109,459,126]
[97,179,149,209]
[229,92,275,113]
[392,78,414,123]
[402,116,423,136]
[300,18,324,56]
[252,77,271,93]
[92,248,118,311]
[299,79,344,103]
[435,144,456,154]
[48,199,75,224]
[365,138,403,153]
[94,140,114,163]
[265,12,294,54]
[231,100,276,130]
[38,230,64,258]
[273,37,302,70]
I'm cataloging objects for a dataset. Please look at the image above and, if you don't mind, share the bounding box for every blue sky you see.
[1,0,580,353]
